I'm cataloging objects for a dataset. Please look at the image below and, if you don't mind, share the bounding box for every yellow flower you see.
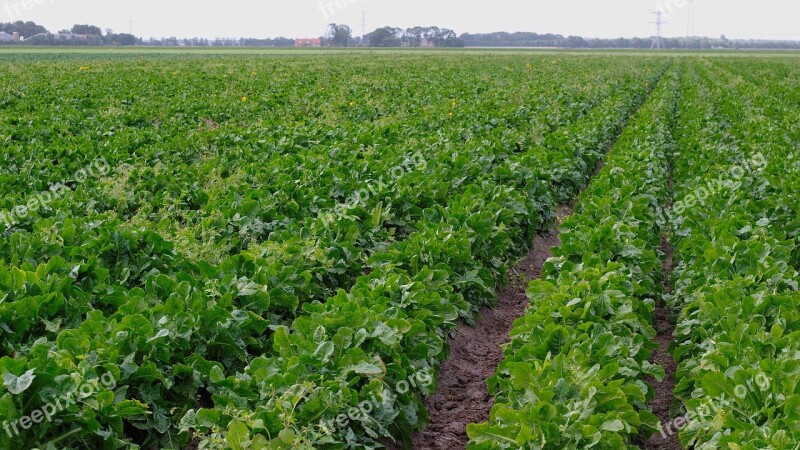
[451,100,457,107]
[242,96,248,102]
[79,66,90,71]
[349,101,356,107]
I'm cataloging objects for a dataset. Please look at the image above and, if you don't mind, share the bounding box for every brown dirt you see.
[593,157,606,177]
[200,117,219,130]
[407,205,572,450]
[640,235,681,450]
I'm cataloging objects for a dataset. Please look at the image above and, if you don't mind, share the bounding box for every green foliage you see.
[467,69,678,449]
[0,53,665,449]
[666,59,800,449]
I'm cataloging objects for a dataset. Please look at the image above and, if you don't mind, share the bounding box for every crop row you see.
[0,57,646,357]
[466,67,678,449]
[181,65,667,449]
[666,60,800,449]
[0,56,646,341]
[0,56,666,449]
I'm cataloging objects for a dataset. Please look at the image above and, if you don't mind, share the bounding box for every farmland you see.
[0,52,797,450]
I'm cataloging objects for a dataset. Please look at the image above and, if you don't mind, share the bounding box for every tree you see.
[564,35,585,48]
[109,33,136,46]
[369,27,402,47]
[367,26,462,47]
[0,20,47,38]
[325,24,352,47]
[71,24,103,36]
[403,26,426,46]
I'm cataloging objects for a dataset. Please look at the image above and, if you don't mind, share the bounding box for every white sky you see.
[2,0,798,40]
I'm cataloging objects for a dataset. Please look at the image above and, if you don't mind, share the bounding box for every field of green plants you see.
[0,52,797,450]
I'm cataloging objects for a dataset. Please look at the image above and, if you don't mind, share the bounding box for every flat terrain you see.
[0,51,797,450]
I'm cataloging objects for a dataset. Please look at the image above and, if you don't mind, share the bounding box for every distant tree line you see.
[140,37,295,47]
[0,20,47,37]
[322,24,465,47]
[459,31,800,50]
[0,21,295,47]
[1,22,138,46]
[2,20,800,50]
[366,26,464,47]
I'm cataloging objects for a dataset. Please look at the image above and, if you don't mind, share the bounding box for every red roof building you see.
[295,38,322,47]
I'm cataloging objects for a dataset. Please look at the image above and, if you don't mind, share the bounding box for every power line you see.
[686,0,696,48]
[361,10,367,46]
[651,10,667,49]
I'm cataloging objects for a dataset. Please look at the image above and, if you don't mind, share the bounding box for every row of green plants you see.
[180,66,668,449]
[0,60,658,360]
[0,55,644,341]
[0,56,643,355]
[466,68,679,449]
[666,60,800,449]
[0,55,665,449]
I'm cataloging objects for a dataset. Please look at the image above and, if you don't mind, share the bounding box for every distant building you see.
[420,38,435,48]
[0,32,13,42]
[53,33,92,41]
[295,38,322,48]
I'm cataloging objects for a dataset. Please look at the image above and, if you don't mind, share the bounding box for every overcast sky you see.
[2,0,798,40]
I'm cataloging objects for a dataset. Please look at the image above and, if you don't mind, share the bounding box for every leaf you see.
[209,366,225,383]
[3,370,35,395]
[346,362,383,376]
[226,419,250,450]
[784,395,800,420]
[601,419,625,432]
[147,328,170,343]
[313,341,335,362]
[701,372,738,404]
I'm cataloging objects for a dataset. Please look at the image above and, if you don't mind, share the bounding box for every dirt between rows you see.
[639,236,681,450]
[407,205,572,450]
[407,207,682,450]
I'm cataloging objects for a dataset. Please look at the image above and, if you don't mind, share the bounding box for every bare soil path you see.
[640,235,681,450]
[408,205,572,450]
[641,163,681,450]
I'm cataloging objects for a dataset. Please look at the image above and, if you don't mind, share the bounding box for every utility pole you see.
[361,11,367,46]
[686,0,696,48]
[651,10,667,49]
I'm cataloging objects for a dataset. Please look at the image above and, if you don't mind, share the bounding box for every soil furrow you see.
[641,233,681,450]
[406,75,668,450]
[409,205,572,450]
[642,143,680,449]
